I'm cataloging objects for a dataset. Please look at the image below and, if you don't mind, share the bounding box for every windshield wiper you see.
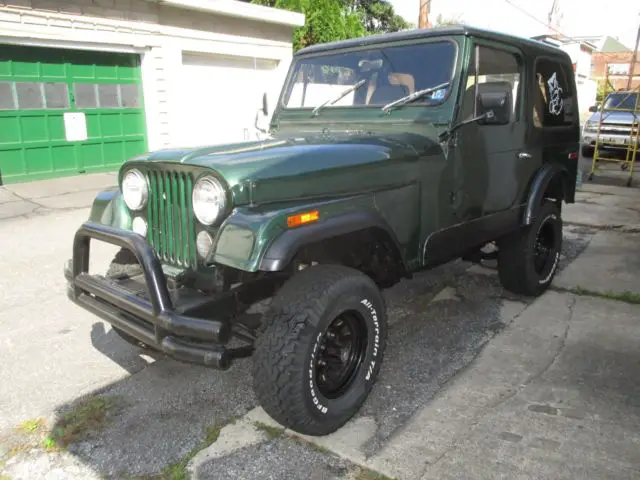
[381,82,451,114]
[311,79,367,117]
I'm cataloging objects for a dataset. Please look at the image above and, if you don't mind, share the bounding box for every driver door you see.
[450,41,526,227]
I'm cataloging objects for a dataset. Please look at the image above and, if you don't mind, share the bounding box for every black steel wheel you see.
[532,217,558,281]
[315,311,368,399]
[497,200,563,296]
[253,264,388,436]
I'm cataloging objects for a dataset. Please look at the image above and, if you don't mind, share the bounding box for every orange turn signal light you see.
[287,210,320,228]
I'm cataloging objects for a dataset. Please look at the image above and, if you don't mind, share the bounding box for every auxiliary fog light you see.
[196,230,214,259]
[132,217,148,237]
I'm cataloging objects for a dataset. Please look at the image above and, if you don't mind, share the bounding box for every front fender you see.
[210,196,405,273]
[87,186,132,230]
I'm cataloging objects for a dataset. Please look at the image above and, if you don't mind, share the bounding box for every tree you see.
[250,0,407,50]
[434,13,464,26]
[341,0,410,35]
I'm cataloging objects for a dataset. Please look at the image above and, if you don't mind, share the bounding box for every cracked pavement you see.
[2,171,640,479]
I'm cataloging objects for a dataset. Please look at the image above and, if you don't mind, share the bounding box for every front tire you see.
[253,264,388,436]
[497,200,562,296]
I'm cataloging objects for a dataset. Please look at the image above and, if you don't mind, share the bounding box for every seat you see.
[368,84,409,105]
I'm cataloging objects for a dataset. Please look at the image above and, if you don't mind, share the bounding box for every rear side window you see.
[533,58,575,127]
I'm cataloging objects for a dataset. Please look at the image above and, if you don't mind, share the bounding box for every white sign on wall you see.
[63,112,88,142]
[608,63,630,76]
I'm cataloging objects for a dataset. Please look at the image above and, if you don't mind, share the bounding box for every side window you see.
[533,59,575,127]
[462,45,522,122]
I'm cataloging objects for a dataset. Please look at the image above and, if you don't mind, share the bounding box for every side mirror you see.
[255,92,269,135]
[588,104,598,113]
[476,87,511,125]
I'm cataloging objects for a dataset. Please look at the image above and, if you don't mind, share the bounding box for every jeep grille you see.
[146,169,198,269]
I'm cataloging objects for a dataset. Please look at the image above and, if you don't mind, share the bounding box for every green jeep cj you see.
[64,26,579,436]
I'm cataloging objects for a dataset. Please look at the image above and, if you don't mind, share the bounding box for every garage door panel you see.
[24,147,52,174]
[0,117,20,143]
[178,52,278,147]
[80,143,103,169]
[0,150,23,178]
[124,139,146,158]
[41,62,65,78]
[100,113,124,137]
[47,115,65,141]
[0,44,147,184]
[121,112,145,135]
[102,142,126,167]
[51,145,76,171]
[20,115,49,142]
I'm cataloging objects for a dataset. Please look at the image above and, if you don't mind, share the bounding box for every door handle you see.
[518,152,532,159]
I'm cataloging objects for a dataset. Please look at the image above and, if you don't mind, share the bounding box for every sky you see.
[387,0,640,49]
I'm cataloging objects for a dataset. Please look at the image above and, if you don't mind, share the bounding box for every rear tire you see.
[497,200,562,296]
[253,264,387,436]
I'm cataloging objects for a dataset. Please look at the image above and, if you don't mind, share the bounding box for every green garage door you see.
[0,45,147,184]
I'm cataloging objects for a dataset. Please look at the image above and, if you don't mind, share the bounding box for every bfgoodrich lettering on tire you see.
[497,200,563,296]
[252,264,388,436]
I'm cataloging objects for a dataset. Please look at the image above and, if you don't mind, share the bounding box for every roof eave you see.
[156,0,305,27]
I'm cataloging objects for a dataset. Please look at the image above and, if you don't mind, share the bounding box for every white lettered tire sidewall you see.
[535,211,561,286]
[304,284,385,425]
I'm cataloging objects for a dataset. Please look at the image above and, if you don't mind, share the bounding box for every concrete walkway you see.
[185,180,640,480]
[0,173,117,220]
[1,172,640,480]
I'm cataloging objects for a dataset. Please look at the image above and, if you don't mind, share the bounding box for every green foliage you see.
[251,0,407,51]
[344,0,410,34]
[596,79,614,102]
[434,13,464,26]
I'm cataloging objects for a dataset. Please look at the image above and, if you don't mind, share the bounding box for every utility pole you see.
[419,0,430,29]
[547,0,563,37]
[627,20,640,90]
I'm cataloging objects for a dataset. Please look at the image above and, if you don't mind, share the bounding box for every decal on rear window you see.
[547,72,563,116]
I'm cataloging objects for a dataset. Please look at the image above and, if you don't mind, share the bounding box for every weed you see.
[150,419,236,480]
[253,421,284,440]
[16,418,46,435]
[568,286,640,304]
[289,435,331,454]
[353,466,397,480]
[44,395,120,449]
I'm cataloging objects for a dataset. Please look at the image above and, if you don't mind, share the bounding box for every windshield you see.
[603,92,638,111]
[281,40,457,111]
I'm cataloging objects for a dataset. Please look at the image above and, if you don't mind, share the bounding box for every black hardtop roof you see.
[295,24,571,61]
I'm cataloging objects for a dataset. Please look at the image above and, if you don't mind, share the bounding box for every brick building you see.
[591,51,640,91]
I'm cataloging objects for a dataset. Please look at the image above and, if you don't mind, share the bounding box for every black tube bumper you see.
[64,221,233,369]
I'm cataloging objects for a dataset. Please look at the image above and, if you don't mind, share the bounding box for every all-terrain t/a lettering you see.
[64,26,579,436]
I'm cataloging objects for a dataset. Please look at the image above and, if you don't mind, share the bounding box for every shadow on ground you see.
[580,151,640,189]
[43,230,593,478]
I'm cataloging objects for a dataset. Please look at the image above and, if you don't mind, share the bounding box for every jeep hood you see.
[133,133,441,206]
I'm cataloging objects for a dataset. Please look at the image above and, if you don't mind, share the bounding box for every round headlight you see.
[122,169,148,211]
[192,176,226,225]
[196,230,214,259]
[132,216,147,237]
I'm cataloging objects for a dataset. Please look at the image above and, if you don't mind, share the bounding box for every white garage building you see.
[0,0,304,184]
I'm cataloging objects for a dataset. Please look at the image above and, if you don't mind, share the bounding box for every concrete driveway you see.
[1,162,639,480]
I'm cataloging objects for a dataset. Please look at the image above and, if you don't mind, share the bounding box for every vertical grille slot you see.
[146,169,196,268]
